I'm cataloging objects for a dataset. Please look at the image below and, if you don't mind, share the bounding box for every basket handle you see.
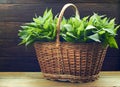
[56,3,80,47]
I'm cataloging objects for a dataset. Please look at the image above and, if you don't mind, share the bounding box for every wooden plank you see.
[102,62,120,71]
[0,57,40,71]
[0,39,120,71]
[0,47,35,57]
[0,0,43,4]
[0,72,120,86]
[0,2,119,72]
[105,48,120,57]
[0,38,120,57]
[0,22,22,39]
[0,0,119,4]
[1,21,119,39]
[0,72,43,78]
[0,36,120,58]
[0,23,36,57]
[0,3,119,22]
[0,56,120,71]
[0,39,21,47]
[44,0,120,3]
[102,58,120,71]
[0,39,36,57]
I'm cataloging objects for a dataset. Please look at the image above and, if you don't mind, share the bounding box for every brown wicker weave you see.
[34,3,108,83]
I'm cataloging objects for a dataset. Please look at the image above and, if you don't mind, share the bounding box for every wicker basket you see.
[34,3,108,82]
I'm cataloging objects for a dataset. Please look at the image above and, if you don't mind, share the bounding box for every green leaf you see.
[102,28,116,35]
[33,17,42,25]
[85,25,96,30]
[107,36,118,49]
[109,18,115,25]
[43,9,53,21]
[114,25,120,34]
[88,33,101,42]
[51,23,56,39]
[61,33,74,42]
[77,21,84,36]
[21,26,29,29]
[106,18,115,29]
[43,9,48,16]
[63,24,73,32]
[43,19,50,29]
[25,39,35,46]
[82,16,89,21]
[61,17,67,25]
[25,22,37,27]
[98,30,105,35]
[102,17,108,24]
[66,32,77,39]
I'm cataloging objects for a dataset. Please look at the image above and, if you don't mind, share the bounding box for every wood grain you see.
[0,3,119,22]
[43,0,120,3]
[0,22,22,39]
[0,57,40,71]
[0,72,120,87]
[0,0,120,71]
[0,0,119,4]
[0,40,35,57]
[0,0,43,4]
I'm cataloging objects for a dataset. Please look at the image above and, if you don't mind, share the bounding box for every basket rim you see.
[34,41,105,45]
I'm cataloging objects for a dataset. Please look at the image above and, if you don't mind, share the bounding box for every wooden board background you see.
[0,0,120,71]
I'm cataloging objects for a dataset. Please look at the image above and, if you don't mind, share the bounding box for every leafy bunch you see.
[18,9,57,46]
[60,13,120,48]
[18,9,120,48]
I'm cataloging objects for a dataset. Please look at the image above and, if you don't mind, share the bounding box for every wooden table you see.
[0,72,120,87]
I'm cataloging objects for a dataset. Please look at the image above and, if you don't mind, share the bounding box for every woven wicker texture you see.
[34,3,108,82]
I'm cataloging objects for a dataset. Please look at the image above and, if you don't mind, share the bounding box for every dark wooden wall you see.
[0,0,120,71]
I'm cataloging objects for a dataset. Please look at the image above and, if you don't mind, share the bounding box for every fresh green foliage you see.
[60,13,120,48]
[18,9,120,48]
[18,9,57,46]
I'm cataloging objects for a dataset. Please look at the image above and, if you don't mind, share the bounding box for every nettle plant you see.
[18,9,120,48]
[60,13,120,48]
[18,9,57,46]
